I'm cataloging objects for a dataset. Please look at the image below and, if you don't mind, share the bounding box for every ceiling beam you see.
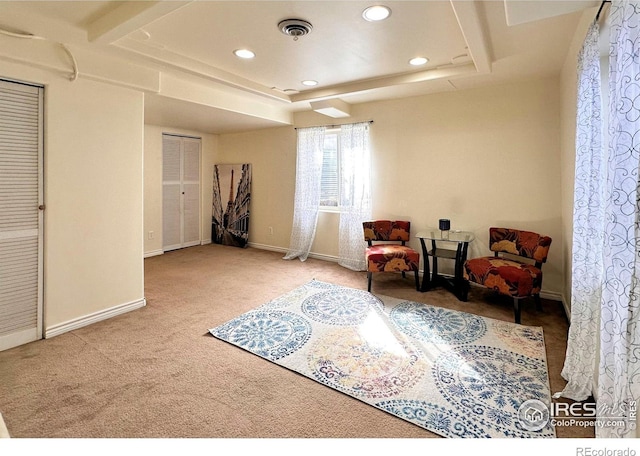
[289,63,477,103]
[115,37,291,102]
[449,0,493,74]
[87,1,192,44]
[503,0,598,26]
[157,73,292,125]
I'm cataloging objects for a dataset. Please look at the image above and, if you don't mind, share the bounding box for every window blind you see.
[320,132,339,207]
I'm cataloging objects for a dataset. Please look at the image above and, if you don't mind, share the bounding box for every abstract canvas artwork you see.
[212,164,251,248]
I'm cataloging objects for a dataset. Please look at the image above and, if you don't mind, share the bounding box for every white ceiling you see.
[0,0,599,134]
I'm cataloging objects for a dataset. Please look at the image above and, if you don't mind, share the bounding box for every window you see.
[285,121,371,268]
[320,130,339,208]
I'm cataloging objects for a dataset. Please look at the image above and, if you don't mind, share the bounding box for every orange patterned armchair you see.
[463,227,552,324]
[363,220,420,292]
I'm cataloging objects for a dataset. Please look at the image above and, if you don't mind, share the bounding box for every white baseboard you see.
[308,251,339,263]
[247,242,287,254]
[539,290,563,303]
[144,249,163,258]
[144,240,211,257]
[44,298,146,339]
[248,243,566,309]
[248,242,340,263]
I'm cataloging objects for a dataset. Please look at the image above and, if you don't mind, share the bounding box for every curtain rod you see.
[295,120,374,130]
[596,0,611,22]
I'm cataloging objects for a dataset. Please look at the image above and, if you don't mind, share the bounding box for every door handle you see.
[38,204,46,211]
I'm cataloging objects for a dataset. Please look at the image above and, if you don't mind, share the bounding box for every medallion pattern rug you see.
[209,280,555,438]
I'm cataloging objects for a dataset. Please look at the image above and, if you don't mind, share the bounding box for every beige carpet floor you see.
[0,244,594,439]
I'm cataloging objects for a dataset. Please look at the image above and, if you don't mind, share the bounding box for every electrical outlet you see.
[148,231,154,240]
[268,227,274,235]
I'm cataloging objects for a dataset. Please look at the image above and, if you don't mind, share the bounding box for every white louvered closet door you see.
[181,138,201,246]
[162,134,200,251]
[0,79,43,351]
[162,135,182,250]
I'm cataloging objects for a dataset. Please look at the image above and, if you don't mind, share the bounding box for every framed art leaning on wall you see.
[212,163,251,248]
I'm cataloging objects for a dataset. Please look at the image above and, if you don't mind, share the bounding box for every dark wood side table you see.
[415,229,475,301]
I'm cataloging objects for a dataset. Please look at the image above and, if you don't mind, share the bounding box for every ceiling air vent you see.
[278,19,313,40]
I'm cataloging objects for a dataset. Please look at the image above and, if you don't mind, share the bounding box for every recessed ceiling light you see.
[409,57,429,66]
[234,49,255,59]
[302,80,318,86]
[363,5,391,22]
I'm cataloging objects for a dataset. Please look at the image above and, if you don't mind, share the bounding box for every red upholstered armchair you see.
[463,227,552,324]
[363,220,420,292]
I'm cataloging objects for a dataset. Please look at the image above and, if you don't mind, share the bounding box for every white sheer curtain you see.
[559,0,640,438]
[338,122,372,271]
[558,20,604,403]
[597,0,640,437]
[283,126,325,261]
[284,122,372,269]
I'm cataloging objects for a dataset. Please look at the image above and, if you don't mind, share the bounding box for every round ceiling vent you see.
[278,19,313,40]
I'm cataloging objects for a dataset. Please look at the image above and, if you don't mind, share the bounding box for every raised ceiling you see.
[0,1,599,134]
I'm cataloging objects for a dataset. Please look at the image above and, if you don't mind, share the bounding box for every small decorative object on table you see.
[439,218,451,240]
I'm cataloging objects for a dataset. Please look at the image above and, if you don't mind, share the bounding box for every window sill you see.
[319,206,340,214]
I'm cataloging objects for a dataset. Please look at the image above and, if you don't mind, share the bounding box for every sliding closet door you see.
[0,79,44,351]
[162,134,200,251]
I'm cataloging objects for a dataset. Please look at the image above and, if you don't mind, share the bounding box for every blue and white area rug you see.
[209,280,555,438]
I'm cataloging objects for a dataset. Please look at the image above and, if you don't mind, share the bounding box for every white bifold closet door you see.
[0,79,44,352]
[162,134,201,251]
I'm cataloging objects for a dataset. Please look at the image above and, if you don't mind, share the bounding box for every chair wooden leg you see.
[367,272,372,292]
[513,298,521,324]
[534,294,542,312]
[401,271,406,279]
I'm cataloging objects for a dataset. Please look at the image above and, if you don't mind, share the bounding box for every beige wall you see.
[0,31,570,338]
[560,37,579,312]
[143,125,218,256]
[1,60,145,331]
[217,126,297,251]
[219,76,564,296]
